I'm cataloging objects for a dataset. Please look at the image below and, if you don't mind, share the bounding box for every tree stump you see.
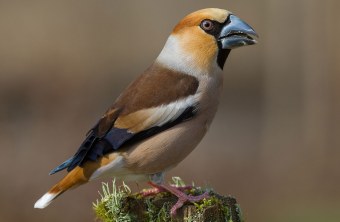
[93,178,243,222]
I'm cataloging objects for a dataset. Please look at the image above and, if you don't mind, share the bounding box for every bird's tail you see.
[34,166,88,209]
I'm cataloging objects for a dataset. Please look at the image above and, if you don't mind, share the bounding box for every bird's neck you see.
[156,35,223,80]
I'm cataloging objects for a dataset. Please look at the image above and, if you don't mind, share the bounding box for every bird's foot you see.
[148,182,209,216]
[169,190,209,216]
[142,182,192,196]
[141,187,165,197]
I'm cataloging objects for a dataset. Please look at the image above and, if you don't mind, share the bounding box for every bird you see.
[34,8,257,215]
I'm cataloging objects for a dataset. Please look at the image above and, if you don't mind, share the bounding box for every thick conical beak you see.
[219,14,258,49]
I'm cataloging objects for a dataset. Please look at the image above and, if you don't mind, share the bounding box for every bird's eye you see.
[200,20,214,31]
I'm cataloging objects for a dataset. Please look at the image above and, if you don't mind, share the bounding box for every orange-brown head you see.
[157,8,257,76]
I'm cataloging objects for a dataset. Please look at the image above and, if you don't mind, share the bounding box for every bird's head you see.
[157,8,258,76]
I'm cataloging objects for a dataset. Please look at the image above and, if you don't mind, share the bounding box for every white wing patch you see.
[151,94,199,127]
[114,94,200,133]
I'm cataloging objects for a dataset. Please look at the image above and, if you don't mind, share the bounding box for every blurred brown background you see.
[0,0,339,221]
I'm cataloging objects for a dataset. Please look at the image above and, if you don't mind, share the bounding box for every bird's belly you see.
[122,112,214,175]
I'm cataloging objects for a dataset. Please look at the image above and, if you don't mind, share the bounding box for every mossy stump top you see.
[93,178,243,222]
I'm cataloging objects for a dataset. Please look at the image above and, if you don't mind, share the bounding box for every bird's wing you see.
[50,64,200,174]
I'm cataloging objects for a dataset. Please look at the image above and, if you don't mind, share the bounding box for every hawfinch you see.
[34,8,257,214]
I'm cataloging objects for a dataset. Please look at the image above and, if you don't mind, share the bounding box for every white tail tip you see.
[34,193,58,209]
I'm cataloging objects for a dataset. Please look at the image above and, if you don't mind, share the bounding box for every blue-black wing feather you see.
[49,106,197,174]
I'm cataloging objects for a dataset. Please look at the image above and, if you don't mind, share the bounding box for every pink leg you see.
[148,182,209,216]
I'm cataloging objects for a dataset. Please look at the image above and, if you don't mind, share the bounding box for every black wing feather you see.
[49,106,197,174]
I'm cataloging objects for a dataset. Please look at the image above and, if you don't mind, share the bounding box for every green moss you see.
[235,204,244,222]
[93,177,242,222]
[93,180,135,222]
[171,177,187,187]
[145,198,172,222]
[194,196,217,212]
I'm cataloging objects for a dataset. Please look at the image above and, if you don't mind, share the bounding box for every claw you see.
[147,182,210,216]
[170,191,209,216]
[141,187,162,197]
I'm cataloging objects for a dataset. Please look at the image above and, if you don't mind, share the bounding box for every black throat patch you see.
[216,48,231,70]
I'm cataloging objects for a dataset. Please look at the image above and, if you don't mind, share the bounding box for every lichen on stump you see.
[93,178,243,222]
